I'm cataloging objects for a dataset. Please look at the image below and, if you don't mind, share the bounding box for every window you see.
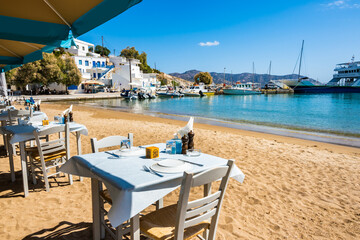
[97,73,101,78]
[102,62,105,67]
[93,73,96,78]
[97,61,100,67]
[85,60,89,66]
[82,46,85,51]
[76,45,79,49]
[93,61,96,66]
[79,60,82,65]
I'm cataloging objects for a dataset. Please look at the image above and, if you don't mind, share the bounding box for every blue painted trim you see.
[0,15,70,45]
[72,0,142,37]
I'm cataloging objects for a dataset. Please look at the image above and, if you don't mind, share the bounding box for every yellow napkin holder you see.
[42,120,49,126]
[146,146,159,159]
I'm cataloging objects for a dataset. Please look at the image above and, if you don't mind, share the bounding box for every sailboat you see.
[274,40,314,89]
[223,62,261,95]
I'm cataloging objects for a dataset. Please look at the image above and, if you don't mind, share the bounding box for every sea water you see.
[73,93,360,137]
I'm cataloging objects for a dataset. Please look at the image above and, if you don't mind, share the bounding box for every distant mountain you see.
[169,70,321,86]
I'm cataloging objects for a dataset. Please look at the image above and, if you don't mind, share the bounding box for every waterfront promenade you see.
[14,92,121,102]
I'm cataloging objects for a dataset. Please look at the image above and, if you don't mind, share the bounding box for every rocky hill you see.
[157,72,192,87]
[170,70,321,86]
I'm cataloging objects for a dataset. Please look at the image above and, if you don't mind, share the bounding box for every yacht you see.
[223,82,261,95]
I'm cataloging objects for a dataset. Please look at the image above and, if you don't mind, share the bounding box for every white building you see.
[67,39,159,93]
[109,56,160,92]
[67,39,110,81]
[74,55,108,80]
[67,39,94,57]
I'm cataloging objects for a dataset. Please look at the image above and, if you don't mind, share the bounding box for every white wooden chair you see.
[91,134,134,240]
[140,159,234,240]
[4,109,25,182]
[28,123,72,192]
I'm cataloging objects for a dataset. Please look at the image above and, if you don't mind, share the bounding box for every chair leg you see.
[30,160,37,185]
[68,174,73,185]
[43,167,50,192]
[98,183,106,239]
[56,166,60,178]
[155,198,164,210]
[115,225,125,240]
[7,136,15,182]
[130,214,140,240]
[11,143,16,156]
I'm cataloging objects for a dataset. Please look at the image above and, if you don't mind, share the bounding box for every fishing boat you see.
[157,91,184,98]
[183,84,214,97]
[223,62,261,95]
[120,90,138,100]
[223,82,261,95]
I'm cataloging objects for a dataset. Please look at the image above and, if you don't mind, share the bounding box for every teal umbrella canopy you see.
[0,0,142,71]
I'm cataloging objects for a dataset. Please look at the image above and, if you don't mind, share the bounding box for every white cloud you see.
[199,41,220,47]
[325,0,360,8]
[327,0,345,7]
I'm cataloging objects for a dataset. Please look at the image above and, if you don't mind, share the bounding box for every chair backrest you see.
[6,109,19,126]
[33,123,70,162]
[91,133,133,153]
[174,160,234,240]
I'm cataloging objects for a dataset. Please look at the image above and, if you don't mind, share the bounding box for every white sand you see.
[0,103,359,239]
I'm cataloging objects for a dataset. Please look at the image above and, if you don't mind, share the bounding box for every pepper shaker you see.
[181,134,189,154]
[188,131,195,150]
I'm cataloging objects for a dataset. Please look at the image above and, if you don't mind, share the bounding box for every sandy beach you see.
[0,103,359,240]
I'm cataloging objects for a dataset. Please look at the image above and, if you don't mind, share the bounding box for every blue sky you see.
[80,0,360,83]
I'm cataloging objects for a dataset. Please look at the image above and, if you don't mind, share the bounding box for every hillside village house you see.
[69,39,160,93]
[9,38,159,94]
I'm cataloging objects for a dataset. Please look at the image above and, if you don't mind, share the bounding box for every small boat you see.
[223,82,261,95]
[157,91,184,98]
[147,93,157,99]
[183,84,214,97]
[121,90,138,100]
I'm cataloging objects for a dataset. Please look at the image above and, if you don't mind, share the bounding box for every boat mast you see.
[269,61,272,81]
[223,67,226,85]
[298,40,304,80]
[252,62,255,82]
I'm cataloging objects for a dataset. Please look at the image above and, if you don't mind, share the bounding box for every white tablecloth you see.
[1,122,88,144]
[0,110,47,121]
[60,143,245,227]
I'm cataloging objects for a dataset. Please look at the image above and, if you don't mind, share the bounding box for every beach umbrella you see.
[83,80,105,86]
[0,0,142,72]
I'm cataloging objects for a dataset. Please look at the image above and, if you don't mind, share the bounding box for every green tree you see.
[120,47,154,73]
[37,53,62,85]
[6,61,41,88]
[5,52,81,92]
[95,45,110,56]
[194,72,213,85]
[57,54,82,91]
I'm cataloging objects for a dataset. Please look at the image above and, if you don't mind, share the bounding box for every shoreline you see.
[46,101,360,149]
[2,103,359,239]
[43,103,360,154]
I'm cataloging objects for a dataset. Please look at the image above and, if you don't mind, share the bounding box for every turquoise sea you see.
[73,93,360,138]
